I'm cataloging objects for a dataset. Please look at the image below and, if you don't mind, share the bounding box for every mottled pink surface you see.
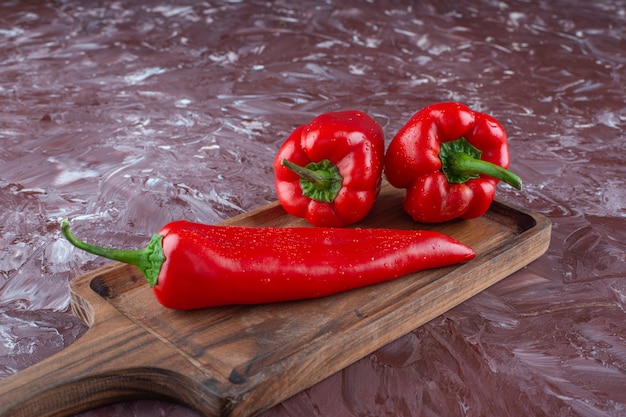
[0,0,624,416]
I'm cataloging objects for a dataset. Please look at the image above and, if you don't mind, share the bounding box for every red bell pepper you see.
[273,110,385,227]
[61,218,475,310]
[384,102,522,223]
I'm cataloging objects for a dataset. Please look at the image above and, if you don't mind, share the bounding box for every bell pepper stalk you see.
[61,218,475,310]
[274,110,385,227]
[384,102,522,223]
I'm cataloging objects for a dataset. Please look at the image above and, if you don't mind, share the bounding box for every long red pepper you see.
[61,218,475,310]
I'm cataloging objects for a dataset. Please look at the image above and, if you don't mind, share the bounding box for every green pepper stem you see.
[60,218,165,286]
[281,158,343,203]
[452,154,523,189]
[281,159,330,188]
[440,138,522,190]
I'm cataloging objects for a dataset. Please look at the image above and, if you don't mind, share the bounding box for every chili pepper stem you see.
[281,158,343,203]
[440,138,522,190]
[60,218,165,287]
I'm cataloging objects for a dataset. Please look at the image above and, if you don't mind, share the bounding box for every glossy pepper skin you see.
[385,102,522,223]
[274,110,385,227]
[61,219,475,310]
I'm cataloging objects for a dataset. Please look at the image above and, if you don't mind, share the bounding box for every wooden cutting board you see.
[0,183,551,417]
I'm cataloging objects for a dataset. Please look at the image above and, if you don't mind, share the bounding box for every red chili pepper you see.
[61,218,475,310]
[384,102,522,223]
[273,110,385,227]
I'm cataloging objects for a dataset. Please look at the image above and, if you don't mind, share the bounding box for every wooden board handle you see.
[0,295,220,416]
[0,328,135,416]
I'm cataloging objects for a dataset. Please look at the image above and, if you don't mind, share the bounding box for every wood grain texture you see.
[0,184,551,417]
